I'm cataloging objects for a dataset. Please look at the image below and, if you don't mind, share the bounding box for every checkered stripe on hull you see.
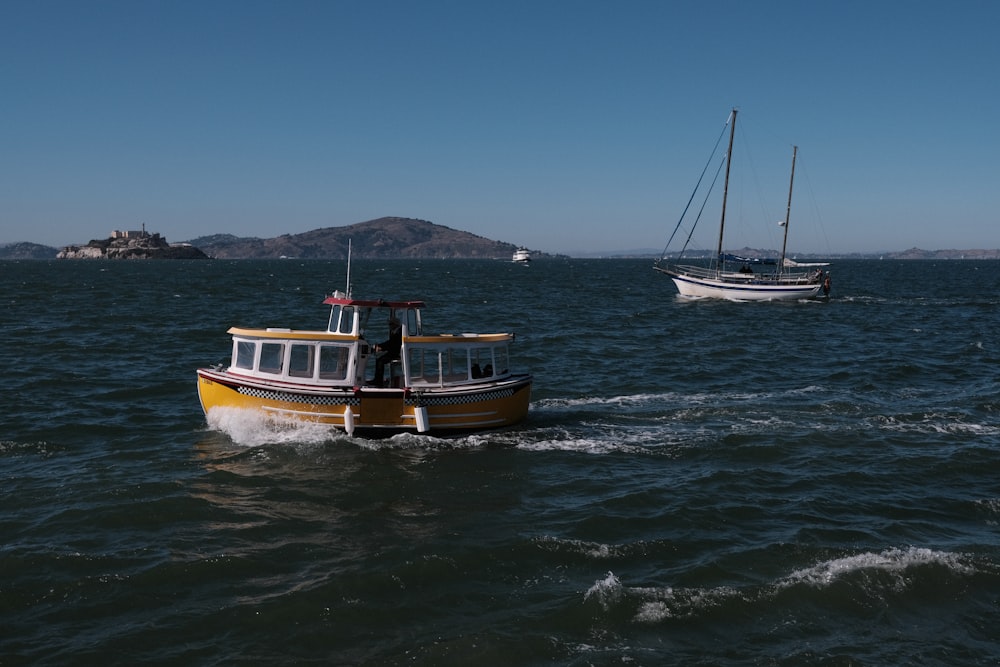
[237,386,360,406]
[407,386,518,406]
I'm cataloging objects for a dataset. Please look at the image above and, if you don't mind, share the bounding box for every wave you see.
[533,385,827,410]
[534,535,636,560]
[870,413,1000,437]
[583,547,985,624]
[0,439,63,458]
[776,546,976,589]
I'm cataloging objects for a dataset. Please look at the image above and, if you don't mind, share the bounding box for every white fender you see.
[414,406,429,433]
[344,406,355,436]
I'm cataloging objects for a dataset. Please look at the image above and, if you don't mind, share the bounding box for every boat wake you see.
[203,377,1000,456]
[203,406,527,451]
[204,406,341,448]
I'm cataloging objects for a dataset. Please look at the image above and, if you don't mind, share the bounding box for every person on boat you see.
[823,272,832,296]
[372,315,403,387]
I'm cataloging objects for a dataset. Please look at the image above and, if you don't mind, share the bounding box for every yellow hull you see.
[197,370,531,434]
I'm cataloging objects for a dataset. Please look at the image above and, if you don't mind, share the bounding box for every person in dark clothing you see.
[373,317,402,387]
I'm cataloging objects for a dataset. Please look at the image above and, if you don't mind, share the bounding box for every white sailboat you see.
[654,109,830,301]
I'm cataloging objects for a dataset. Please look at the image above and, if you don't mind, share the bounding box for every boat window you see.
[493,345,509,375]
[318,344,350,381]
[259,342,285,374]
[406,347,428,381]
[358,307,372,337]
[470,346,495,378]
[445,348,467,379]
[234,340,255,370]
[406,346,469,382]
[338,307,356,334]
[406,343,509,384]
[403,307,421,335]
[288,343,314,378]
[328,305,359,335]
[327,305,342,333]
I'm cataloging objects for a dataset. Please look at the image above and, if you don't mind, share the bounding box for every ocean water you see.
[2,257,999,666]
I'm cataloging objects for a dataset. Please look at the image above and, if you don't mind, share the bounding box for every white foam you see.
[975,497,1000,517]
[515,425,690,454]
[777,546,975,589]
[631,585,742,622]
[534,385,826,413]
[535,535,617,559]
[204,407,526,451]
[205,407,340,447]
[534,393,681,409]
[581,546,977,625]
[870,414,1000,437]
[583,571,745,623]
[584,571,623,609]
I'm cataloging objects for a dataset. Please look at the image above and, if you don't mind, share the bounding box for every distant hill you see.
[883,247,1000,260]
[187,217,537,260]
[0,242,59,259]
[648,246,1000,261]
[3,219,999,260]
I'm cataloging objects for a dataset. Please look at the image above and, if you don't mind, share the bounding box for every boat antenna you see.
[345,239,352,297]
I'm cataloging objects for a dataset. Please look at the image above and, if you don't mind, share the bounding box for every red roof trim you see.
[322,296,426,308]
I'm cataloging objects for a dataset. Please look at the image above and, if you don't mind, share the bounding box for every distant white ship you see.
[512,248,531,263]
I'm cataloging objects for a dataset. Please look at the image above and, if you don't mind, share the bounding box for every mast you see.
[715,108,737,270]
[778,145,797,275]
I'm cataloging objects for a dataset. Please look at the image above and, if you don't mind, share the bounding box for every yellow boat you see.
[196,292,532,436]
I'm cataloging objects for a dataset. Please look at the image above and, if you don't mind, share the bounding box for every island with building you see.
[56,225,210,260]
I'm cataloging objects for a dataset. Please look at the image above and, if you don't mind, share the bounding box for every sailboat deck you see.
[669,263,820,285]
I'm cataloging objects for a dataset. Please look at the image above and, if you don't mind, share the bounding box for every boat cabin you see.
[223,294,514,390]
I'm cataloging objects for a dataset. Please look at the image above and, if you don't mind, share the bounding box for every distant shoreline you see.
[4,217,1000,260]
[3,247,1000,261]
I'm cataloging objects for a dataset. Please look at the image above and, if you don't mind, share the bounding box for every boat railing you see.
[405,333,514,344]
[229,326,356,342]
[670,263,820,285]
[668,263,720,280]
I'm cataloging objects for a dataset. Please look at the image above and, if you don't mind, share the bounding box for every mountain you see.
[883,247,1000,260]
[187,217,532,259]
[0,242,59,259]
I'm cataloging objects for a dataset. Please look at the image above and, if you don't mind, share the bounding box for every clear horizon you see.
[3,1,998,255]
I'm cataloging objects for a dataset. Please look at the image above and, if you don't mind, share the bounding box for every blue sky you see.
[2,0,997,254]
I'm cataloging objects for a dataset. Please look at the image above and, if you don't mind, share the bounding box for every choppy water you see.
[3,258,1000,665]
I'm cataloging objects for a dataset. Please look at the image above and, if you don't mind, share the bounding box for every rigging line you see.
[732,118,776,251]
[796,152,834,256]
[676,150,728,259]
[658,115,732,261]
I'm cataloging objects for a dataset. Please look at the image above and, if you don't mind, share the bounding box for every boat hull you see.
[197,368,532,434]
[657,266,823,301]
